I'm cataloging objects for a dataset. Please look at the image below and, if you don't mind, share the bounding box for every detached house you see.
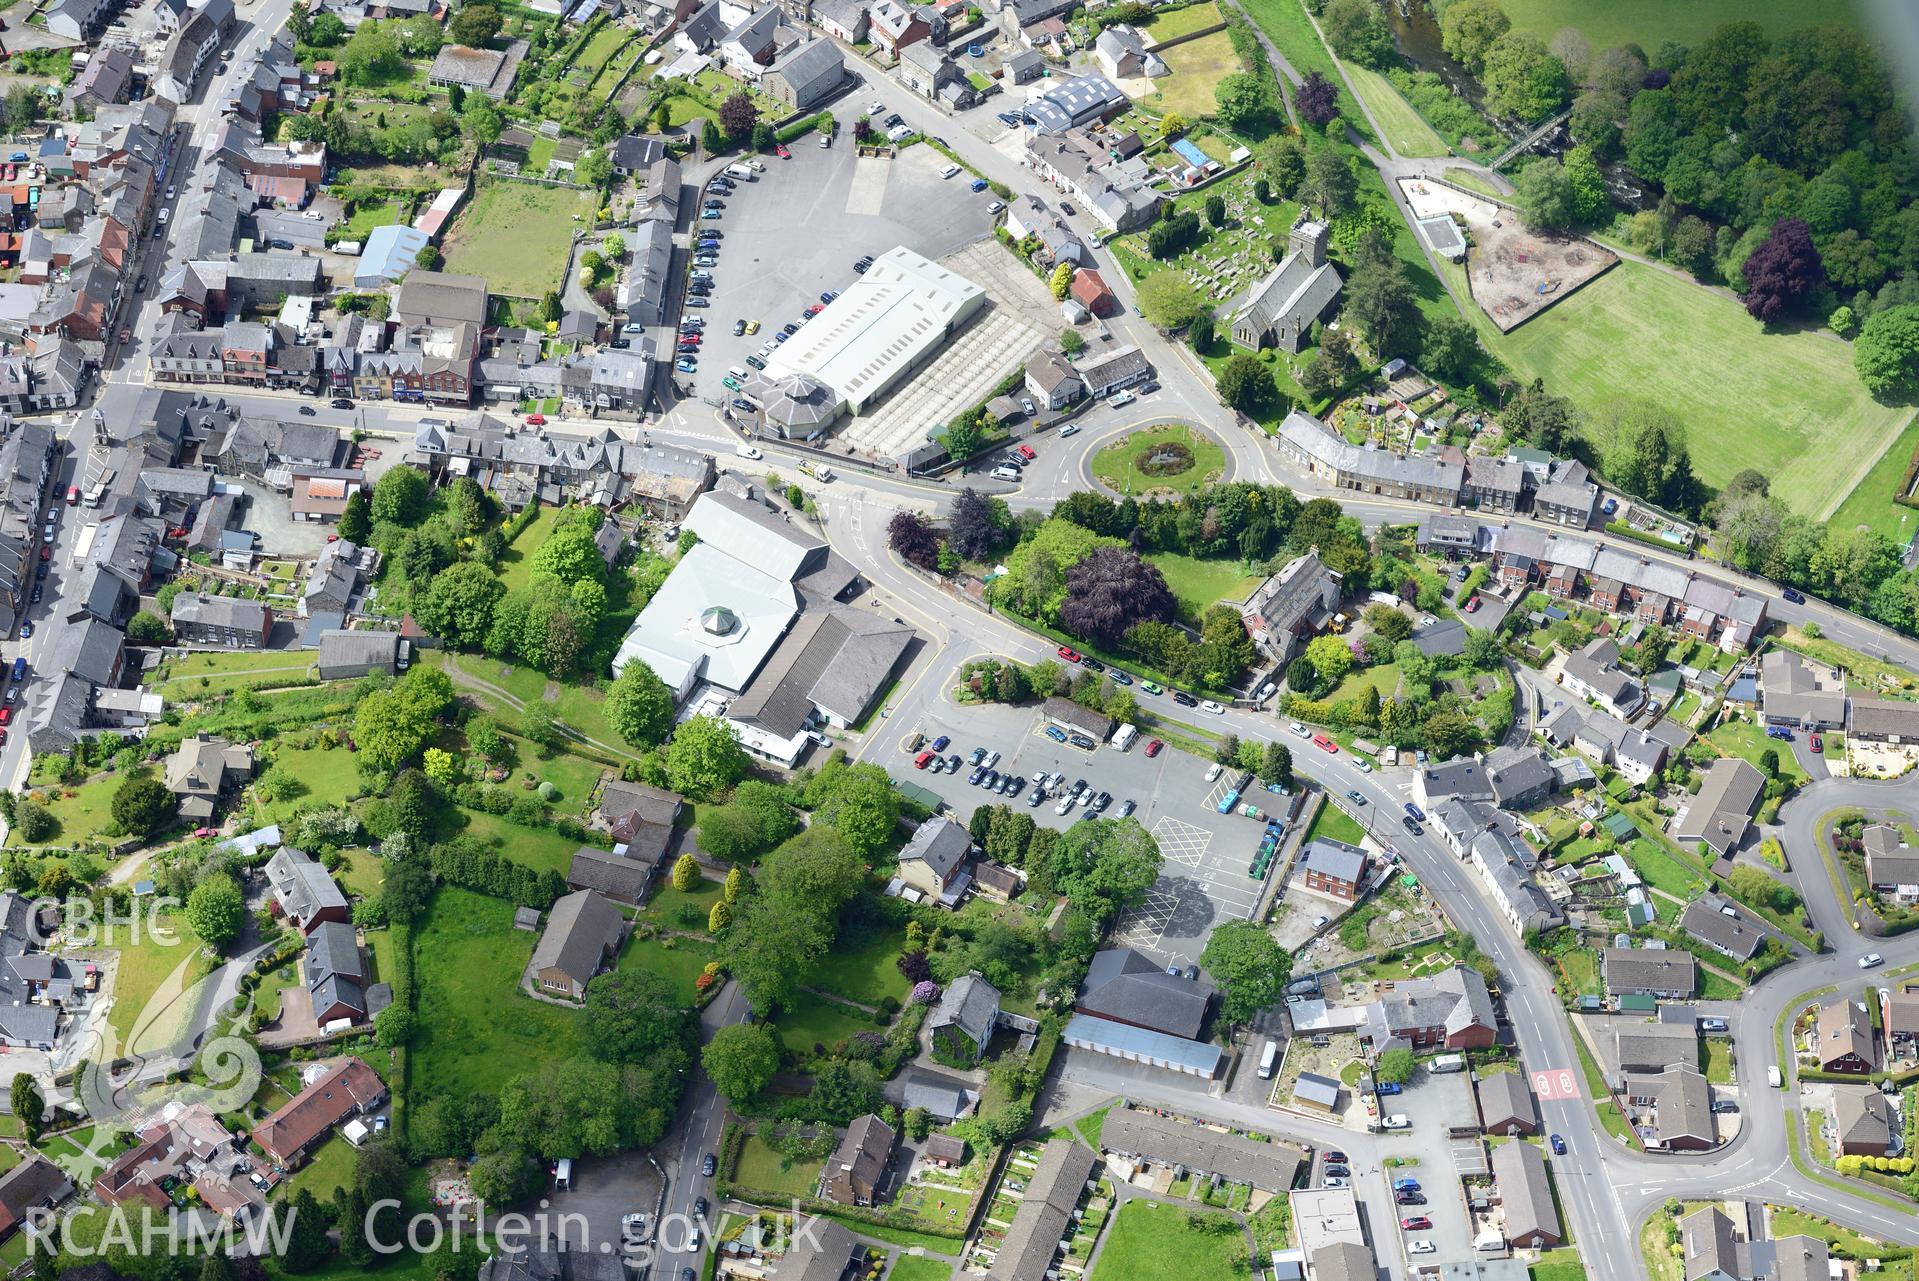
[1816,999,1878,1075]
[1602,947,1696,1000]
[820,1114,894,1207]
[927,971,1000,1066]
[896,815,974,907]
[266,847,350,936]
[1239,550,1340,664]
[530,890,626,1000]
[165,734,254,822]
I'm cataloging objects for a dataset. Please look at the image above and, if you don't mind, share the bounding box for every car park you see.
[1144,739,1163,757]
[1401,1217,1430,1231]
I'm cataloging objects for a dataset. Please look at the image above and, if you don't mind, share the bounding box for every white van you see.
[724,164,755,180]
[1380,1114,1411,1131]
[940,163,961,179]
[1257,1039,1279,1080]
[990,465,1021,481]
[554,1158,573,1190]
[1112,723,1138,751]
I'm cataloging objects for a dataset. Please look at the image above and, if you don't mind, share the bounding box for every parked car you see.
[1069,733,1096,750]
[914,750,935,769]
[930,735,950,751]
[1199,699,1225,714]
[1056,645,1080,662]
[1044,725,1067,743]
[1783,587,1806,604]
[1402,816,1422,836]
[330,398,354,409]
[1172,691,1198,707]
[1141,680,1163,695]
[1400,1217,1430,1231]
[1409,1242,1436,1256]
[1144,739,1163,757]
[1811,733,1824,751]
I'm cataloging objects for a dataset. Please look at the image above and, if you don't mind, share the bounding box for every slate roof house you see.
[1491,1139,1560,1248]
[1614,1023,1700,1075]
[1602,947,1697,1000]
[1240,550,1341,664]
[820,1113,894,1207]
[304,920,367,1025]
[1816,998,1878,1074]
[165,734,254,821]
[1864,824,1919,898]
[1099,1108,1305,1191]
[565,846,657,905]
[0,1155,73,1239]
[1357,964,1497,1051]
[986,1139,1097,1281]
[530,890,625,1000]
[1411,745,1555,812]
[928,971,1000,1067]
[1231,222,1340,354]
[1681,1207,1750,1281]
[1622,1065,1714,1151]
[1678,895,1765,963]
[1760,650,1846,729]
[170,593,272,647]
[1672,757,1765,858]
[896,815,975,907]
[266,847,350,936]
[1299,838,1367,902]
[1477,1071,1538,1135]
[1833,1084,1894,1157]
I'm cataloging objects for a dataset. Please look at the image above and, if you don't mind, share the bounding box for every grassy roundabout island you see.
[1089,423,1227,497]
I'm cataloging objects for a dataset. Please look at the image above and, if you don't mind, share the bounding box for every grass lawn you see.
[643,878,724,931]
[1341,62,1447,158]
[157,648,316,690]
[443,181,595,300]
[1499,0,1862,50]
[1445,167,1505,198]
[440,650,633,756]
[412,887,585,1101]
[886,1259,956,1281]
[1830,411,1919,543]
[1305,801,1366,847]
[1621,839,1708,901]
[21,772,124,848]
[1707,717,1807,784]
[1556,947,1601,998]
[1532,1247,1588,1281]
[105,914,210,1051]
[775,991,881,1057]
[497,504,566,593]
[456,807,585,877]
[1134,30,1241,121]
[1437,254,1909,519]
[809,926,911,1008]
[1089,1200,1244,1281]
[732,1134,824,1198]
[1145,551,1261,621]
[1073,1103,1114,1148]
[286,1136,358,1202]
[1143,0,1222,38]
[1328,663,1402,705]
[1091,423,1227,497]
[342,197,405,239]
[40,1127,105,1180]
[1234,0,1373,146]
[1699,968,1742,1001]
[618,930,715,1000]
[1703,1037,1735,1084]
[1768,1207,1914,1264]
[256,745,357,825]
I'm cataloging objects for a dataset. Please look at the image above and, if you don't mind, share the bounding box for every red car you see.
[524,413,546,425]
[775,144,791,158]
[1465,595,1481,613]
[1811,733,1824,752]
[1057,645,1080,663]
[914,750,934,769]
[1401,1217,1431,1232]
[1016,443,1036,461]
[0,707,13,727]
[1144,738,1164,758]
[805,304,824,316]
[193,826,216,838]
[36,545,49,562]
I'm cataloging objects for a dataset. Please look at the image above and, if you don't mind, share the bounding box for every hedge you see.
[774,112,830,144]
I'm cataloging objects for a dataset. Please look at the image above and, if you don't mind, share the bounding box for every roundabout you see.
[1088,422,1230,497]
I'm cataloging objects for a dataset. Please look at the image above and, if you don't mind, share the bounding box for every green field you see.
[21,772,124,848]
[1235,0,1373,146]
[1499,0,1861,51]
[1144,551,1262,621]
[1091,423,1227,497]
[456,807,586,877]
[498,504,566,593]
[439,650,634,757]
[1341,62,1447,159]
[1138,30,1243,121]
[1089,1201,1244,1281]
[411,887,586,1101]
[1144,1,1223,39]
[1438,255,1910,518]
[1830,412,1919,543]
[256,745,359,825]
[1305,800,1366,847]
[1706,718,1808,785]
[443,181,596,299]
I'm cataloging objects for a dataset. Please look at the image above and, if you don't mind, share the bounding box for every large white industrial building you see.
[763,246,987,416]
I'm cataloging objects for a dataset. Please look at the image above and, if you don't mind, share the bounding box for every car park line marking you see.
[1151,816,1212,868]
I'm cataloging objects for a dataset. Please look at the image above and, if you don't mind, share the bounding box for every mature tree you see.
[126,611,172,644]
[339,21,404,84]
[1562,145,1608,223]
[1146,210,1201,259]
[1048,262,1074,300]
[1200,920,1290,1024]
[697,781,799,861]
[888,510,941,571]
[532,521,604,587]
[702,1022,780,1103]
[1254,134,1307,196]
[1306,634,1353,684]
[948,488,1010,560]
[1512,157,1576,230]
[1740,219,1824,323]
[353,666,455,770]
[111,775,175,838]
[940,415,983,465]
[1295,71,1339,127]
[1137,270,1207,330]
[1189,311,1216,353]
[1439,0,1509,71]
[1481,31,1571,121]
[1854,305,1919,397]
[371,464,430,525]
[1323,0,1392,65]
[1375,1046,1416,1085]
[338,489,372,543]
[1420,313,1479,381]
[9,1075,41,1145]
[718,91,758,138]
[1060,547,1176,647]
[583,970,695,1065]
[1606,404,1698,513]
[1216,352,1279,413]
[1041,817,1162,921]
[1213,72,1277,132]
[761,824,866,911]
[575,148,612,188]
[1302,148,1357,216]
[723,892,832,1014]
[809,761,902,856]
[811,1057,885,1125]
[1204,193,1227,228]
[1060,327,1086,355]
[10,801,52,844]
[1260,741,1293,786]
[606,661,675,748]
[415,561,504,650]
[495,1055,679,1157]
[1343,258,1422,359]
[463,96,503,146]
[662,716,749,799]
[279,1188,332,1273]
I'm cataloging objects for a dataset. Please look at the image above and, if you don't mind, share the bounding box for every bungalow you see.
[530,890,626,1000]
[1490,1140,1560,1248]
[1816,998,1878,1075]
[1833,1084,1895,1157]
[253,1058,386,1167]
[1602,947,1696,1000]
[1477,1071,1538,1136]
